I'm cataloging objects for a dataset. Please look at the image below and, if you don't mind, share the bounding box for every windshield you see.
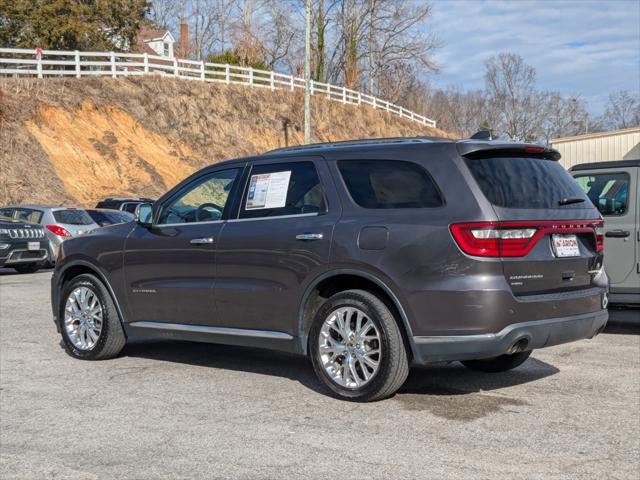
[465,157,589,209]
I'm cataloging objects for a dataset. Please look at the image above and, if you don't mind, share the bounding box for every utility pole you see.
[304,0,312,144]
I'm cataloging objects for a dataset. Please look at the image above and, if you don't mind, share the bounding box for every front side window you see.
[574,173,629,216]
[338,160,443,209]
[157,168,239,225]
[240,161,326,219]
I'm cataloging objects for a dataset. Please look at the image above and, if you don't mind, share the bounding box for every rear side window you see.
[122,203,140,213]
[53,209,94,225]
[338,160,443,209]
[465,157,588,209]
[574,173,629,216]
[240,161,326,219]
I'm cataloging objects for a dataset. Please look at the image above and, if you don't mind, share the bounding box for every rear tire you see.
[60,273,126,360]
[309,289,409,402]
[461,350,532,373]
[13,263,44,274]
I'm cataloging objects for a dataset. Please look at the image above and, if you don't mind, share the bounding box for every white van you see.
[572,160,640,306]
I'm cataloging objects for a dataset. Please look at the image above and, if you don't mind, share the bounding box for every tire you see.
[309,289,409,402]
[13,262,44,274]
[59,273,126,360]
[461,350,532,373]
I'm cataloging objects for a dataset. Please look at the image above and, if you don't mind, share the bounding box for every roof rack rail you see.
[267,136,448,154]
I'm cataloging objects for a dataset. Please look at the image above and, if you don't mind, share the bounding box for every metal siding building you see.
[550,127,640,169]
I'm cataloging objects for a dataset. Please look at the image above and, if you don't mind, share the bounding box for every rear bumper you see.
[410,309,608,364]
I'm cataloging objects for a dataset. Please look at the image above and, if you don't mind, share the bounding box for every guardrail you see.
[0,47,436,128]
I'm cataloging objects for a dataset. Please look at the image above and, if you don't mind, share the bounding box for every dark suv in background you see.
[0,216,50,273]
[95,198,154,214]
[51,137,608,401]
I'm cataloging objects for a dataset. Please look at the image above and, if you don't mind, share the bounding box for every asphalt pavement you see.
[1,270,638,479]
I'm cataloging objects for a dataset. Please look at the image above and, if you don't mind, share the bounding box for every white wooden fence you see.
[0,47,437,128]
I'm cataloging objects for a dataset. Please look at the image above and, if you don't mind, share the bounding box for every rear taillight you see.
[450,220,603,257]
[46,225,72,237]
[594,220,604,252]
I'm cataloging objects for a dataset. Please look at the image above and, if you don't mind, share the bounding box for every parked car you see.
[571,159,639,306]
[0,206,99,264]
[95,198,154,214]
[51,137,608,401]
[86,209,134,227]
[0,215,50,273]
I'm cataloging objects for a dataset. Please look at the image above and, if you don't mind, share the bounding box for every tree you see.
[602,90,640,130]
[484,53,543,141]
[0,0,148,51]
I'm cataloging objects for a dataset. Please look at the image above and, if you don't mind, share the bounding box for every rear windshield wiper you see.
[558,197,586,206]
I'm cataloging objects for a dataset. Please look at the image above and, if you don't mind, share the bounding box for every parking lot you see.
[0,269,638,479]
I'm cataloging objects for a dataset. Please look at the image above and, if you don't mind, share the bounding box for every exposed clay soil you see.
[0,76,451,206]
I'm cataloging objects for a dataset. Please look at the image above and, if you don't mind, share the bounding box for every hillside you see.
[0,76,450,206]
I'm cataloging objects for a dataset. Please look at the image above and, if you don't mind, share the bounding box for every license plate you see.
[552,234,580,257]
[27,241,40,251]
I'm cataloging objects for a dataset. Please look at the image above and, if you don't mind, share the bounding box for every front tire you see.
[461,350,532,373]
[309,289,409,402]
[59,273,126,360]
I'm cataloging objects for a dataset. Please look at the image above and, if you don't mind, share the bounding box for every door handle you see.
[190,237,215,245]
[295,233,324,241]
[605,230,630,238]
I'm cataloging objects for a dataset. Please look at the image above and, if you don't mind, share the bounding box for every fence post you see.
[270,71,275,91]
[225,64,230,84]
[200,60,205,81]
[357,91,361,105]
[372,97,376,109]
[110,52,116,78]
[173,57,178,76]
[310,79,314,95]
[249,67,253,86]
[342,87,346,104]
[144,53,149,73]
[385,101,390,112]
[290,75,294,91]
[74,50,80,78]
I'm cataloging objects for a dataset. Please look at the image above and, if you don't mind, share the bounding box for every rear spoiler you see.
[456,141,561,161]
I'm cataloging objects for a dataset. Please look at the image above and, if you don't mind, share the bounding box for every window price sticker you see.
[246,171,291,210]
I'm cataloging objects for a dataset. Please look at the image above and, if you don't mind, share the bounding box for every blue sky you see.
[427,0,640,114]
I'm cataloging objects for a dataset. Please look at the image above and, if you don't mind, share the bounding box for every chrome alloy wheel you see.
[64,287,103,350]
[318,307,382,389]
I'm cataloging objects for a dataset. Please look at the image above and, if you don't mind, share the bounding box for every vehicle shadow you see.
[123,340,560,403]
[604,308,640,335]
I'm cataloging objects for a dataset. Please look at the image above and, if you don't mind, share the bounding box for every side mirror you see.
[134,203,153,227]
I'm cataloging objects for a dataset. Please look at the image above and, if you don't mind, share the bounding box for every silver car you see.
[0,205,99,264]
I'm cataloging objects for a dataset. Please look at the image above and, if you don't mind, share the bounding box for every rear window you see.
[338,160,443,209]
[53,209,94,225]
[465,157,589,209]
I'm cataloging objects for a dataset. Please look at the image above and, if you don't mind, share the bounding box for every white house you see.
[134,26,176,58]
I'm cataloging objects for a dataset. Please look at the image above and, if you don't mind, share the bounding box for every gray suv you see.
[51,138,609,401]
